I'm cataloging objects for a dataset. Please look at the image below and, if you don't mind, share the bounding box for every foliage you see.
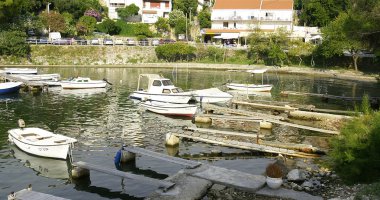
[0,30,30,57]
[116,3,139,20]
[173,0,198,17]
[52,0,103,20]
[96,19,120,35]
[196,46,224,62]
[76,15,97,35]
[84,9,102,22]
[266,163,283,178]
[62,12,76,36]
[39,11,66,33]
[288,39,315,66]
[198,8,211,29]
[155,43,196,62]
[155,17,170,35]
[320,13,365,70]
[355,181,380,200]
[168,10,186,27]
[298,0,349,27]
[115,20,152,37]
[329,96,380,184]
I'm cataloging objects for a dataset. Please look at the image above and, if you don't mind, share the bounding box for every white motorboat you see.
[8,120,77,160]
[129,74,192,104]
[60,77,107,89]
[141,100,198,117]
[10,146,70,179]
[227,68,273,92]
[4,68,38,74]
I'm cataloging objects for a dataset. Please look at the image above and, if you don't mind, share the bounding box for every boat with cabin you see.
[140,100,198,117]
[226,69,273,92]
[8,120,77,160]
[60,77,107,89]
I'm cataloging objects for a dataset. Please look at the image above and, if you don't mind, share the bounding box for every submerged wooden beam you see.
[73,161,175,191]
[184,127,263,139]
[232,101,298,112]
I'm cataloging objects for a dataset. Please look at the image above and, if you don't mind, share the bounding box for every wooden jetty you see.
[281,90,380,102]
[170,131,321,158]
[183,126,264,139]
[195,114,262,132]
[232,100,298,112]
[72,161,175,191]
[202,104,340,134]
[13,189,69,200]
[0,73,46,91]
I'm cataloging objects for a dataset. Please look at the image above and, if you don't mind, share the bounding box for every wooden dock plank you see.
[14,189,69,200]
[232,100,298,112]
[74,161,175,190]
[123,146,201,169]
[267,120,340,135]
[184,127,263,138]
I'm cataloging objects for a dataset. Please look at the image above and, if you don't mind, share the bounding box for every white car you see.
[152,39,159,46]
[126,39,135,46]
[91,38,100,45]
[114,39,124,45]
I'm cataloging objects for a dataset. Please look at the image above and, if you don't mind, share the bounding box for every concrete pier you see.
[13,189,69,200]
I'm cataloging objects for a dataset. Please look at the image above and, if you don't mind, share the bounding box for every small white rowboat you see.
[141,100,198,117]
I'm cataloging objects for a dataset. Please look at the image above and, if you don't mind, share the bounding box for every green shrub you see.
[0,30,30,57]
[155,43,196,62]
[115,20,152,37]
[96,19,120,35]
[329,97,380,184]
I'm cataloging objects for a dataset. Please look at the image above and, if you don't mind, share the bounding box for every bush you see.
[96,19,120,35]
[155,43,196,62]
[0,30,30,57]
[329,97,380,184]
[266,163,283,178]
[115,20,152,37]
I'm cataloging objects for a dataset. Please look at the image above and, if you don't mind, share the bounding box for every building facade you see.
[203,0,294,44]
[105,0,171,23]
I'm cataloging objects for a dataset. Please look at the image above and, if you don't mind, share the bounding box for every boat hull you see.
[130,91,192,104]
[61,82,106,89]
[4,68,38,74]
[8,128,76,160]
[184,88,233,103]
[0,82,22,95]
[227,83,273,92]
[141,101,197,117]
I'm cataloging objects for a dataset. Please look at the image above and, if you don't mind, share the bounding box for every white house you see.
[104,0,171,23]
[203,0,294,44]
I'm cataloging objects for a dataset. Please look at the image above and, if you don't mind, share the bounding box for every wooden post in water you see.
[121,150,136,163]
[71,165,90,179]
[165,133,180,146]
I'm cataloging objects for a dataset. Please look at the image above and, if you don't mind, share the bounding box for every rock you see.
[301,181,313,188]
[287,169,307,182]
[210,184,226,192]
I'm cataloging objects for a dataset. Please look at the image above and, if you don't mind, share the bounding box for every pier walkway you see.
[13,189,69,200]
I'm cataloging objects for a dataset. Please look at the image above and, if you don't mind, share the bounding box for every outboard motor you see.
[18,119,25,129]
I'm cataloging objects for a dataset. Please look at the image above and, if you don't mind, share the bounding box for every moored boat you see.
[184,88,233,103]
[8,120,77,159]
[0,82,23,95]
[141,100,198,117]
[227,68,273,92]
[4,68,38,74]
[60,77,107,89]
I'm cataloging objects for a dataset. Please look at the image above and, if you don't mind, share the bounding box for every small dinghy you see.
[141,100,198,117]
[8,120,77,159]
[0,82,23,95]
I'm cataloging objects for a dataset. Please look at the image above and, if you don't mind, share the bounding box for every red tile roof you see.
[213,0,293,10]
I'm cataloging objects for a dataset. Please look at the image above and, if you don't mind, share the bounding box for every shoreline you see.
[1,63,379,83]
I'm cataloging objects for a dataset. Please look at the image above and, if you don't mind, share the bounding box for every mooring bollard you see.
[165,133,180,146]
[120,150,136,163]
[260,121,273,129]
[71,166,90,179]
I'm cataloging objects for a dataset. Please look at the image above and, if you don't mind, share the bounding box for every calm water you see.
[1,67,379,199]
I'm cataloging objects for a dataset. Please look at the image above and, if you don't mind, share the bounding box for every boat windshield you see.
[162,80,173,86]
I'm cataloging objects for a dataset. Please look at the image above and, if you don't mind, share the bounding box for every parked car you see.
[159,38,176,45]
[126,39,136,46]
[52,38,72,45]
[37,37,49,44]
[74,37,87,45]
[152,39,160,46]
[91,38,100,45]
[26,37,38,44]
[138,38,149,46]
[103,38,113,45]
[114,39,124,45]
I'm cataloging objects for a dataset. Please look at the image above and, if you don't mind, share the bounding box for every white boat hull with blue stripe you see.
[141,100,197,117]
[0,82,23,95]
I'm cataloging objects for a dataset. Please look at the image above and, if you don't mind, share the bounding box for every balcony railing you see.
[211,16,291,22]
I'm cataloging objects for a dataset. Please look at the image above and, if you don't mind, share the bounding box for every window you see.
[84,80,88,82]
[162,80,173,86]
[162,89,171,94]
[153,80,162,86]
[234,23,237,28]
[223,22,228,28]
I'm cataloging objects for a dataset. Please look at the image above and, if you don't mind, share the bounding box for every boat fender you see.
[114,149,122,166]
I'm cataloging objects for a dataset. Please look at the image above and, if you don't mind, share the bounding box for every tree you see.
[62,12,76,35]
[84,9,102,22]
[76,15,96,35]
[198,8,211,29]
[173,0,197,18]
[155,43,196,62]
[0,30,30,57]
[96,19,120,35]
[288,40,315,66]
[168,10,188,36]
[52,0,103,20]
[116,3,139,20]
[39,11,66,33]
[321,13,364,70]
[155,17,170,35]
